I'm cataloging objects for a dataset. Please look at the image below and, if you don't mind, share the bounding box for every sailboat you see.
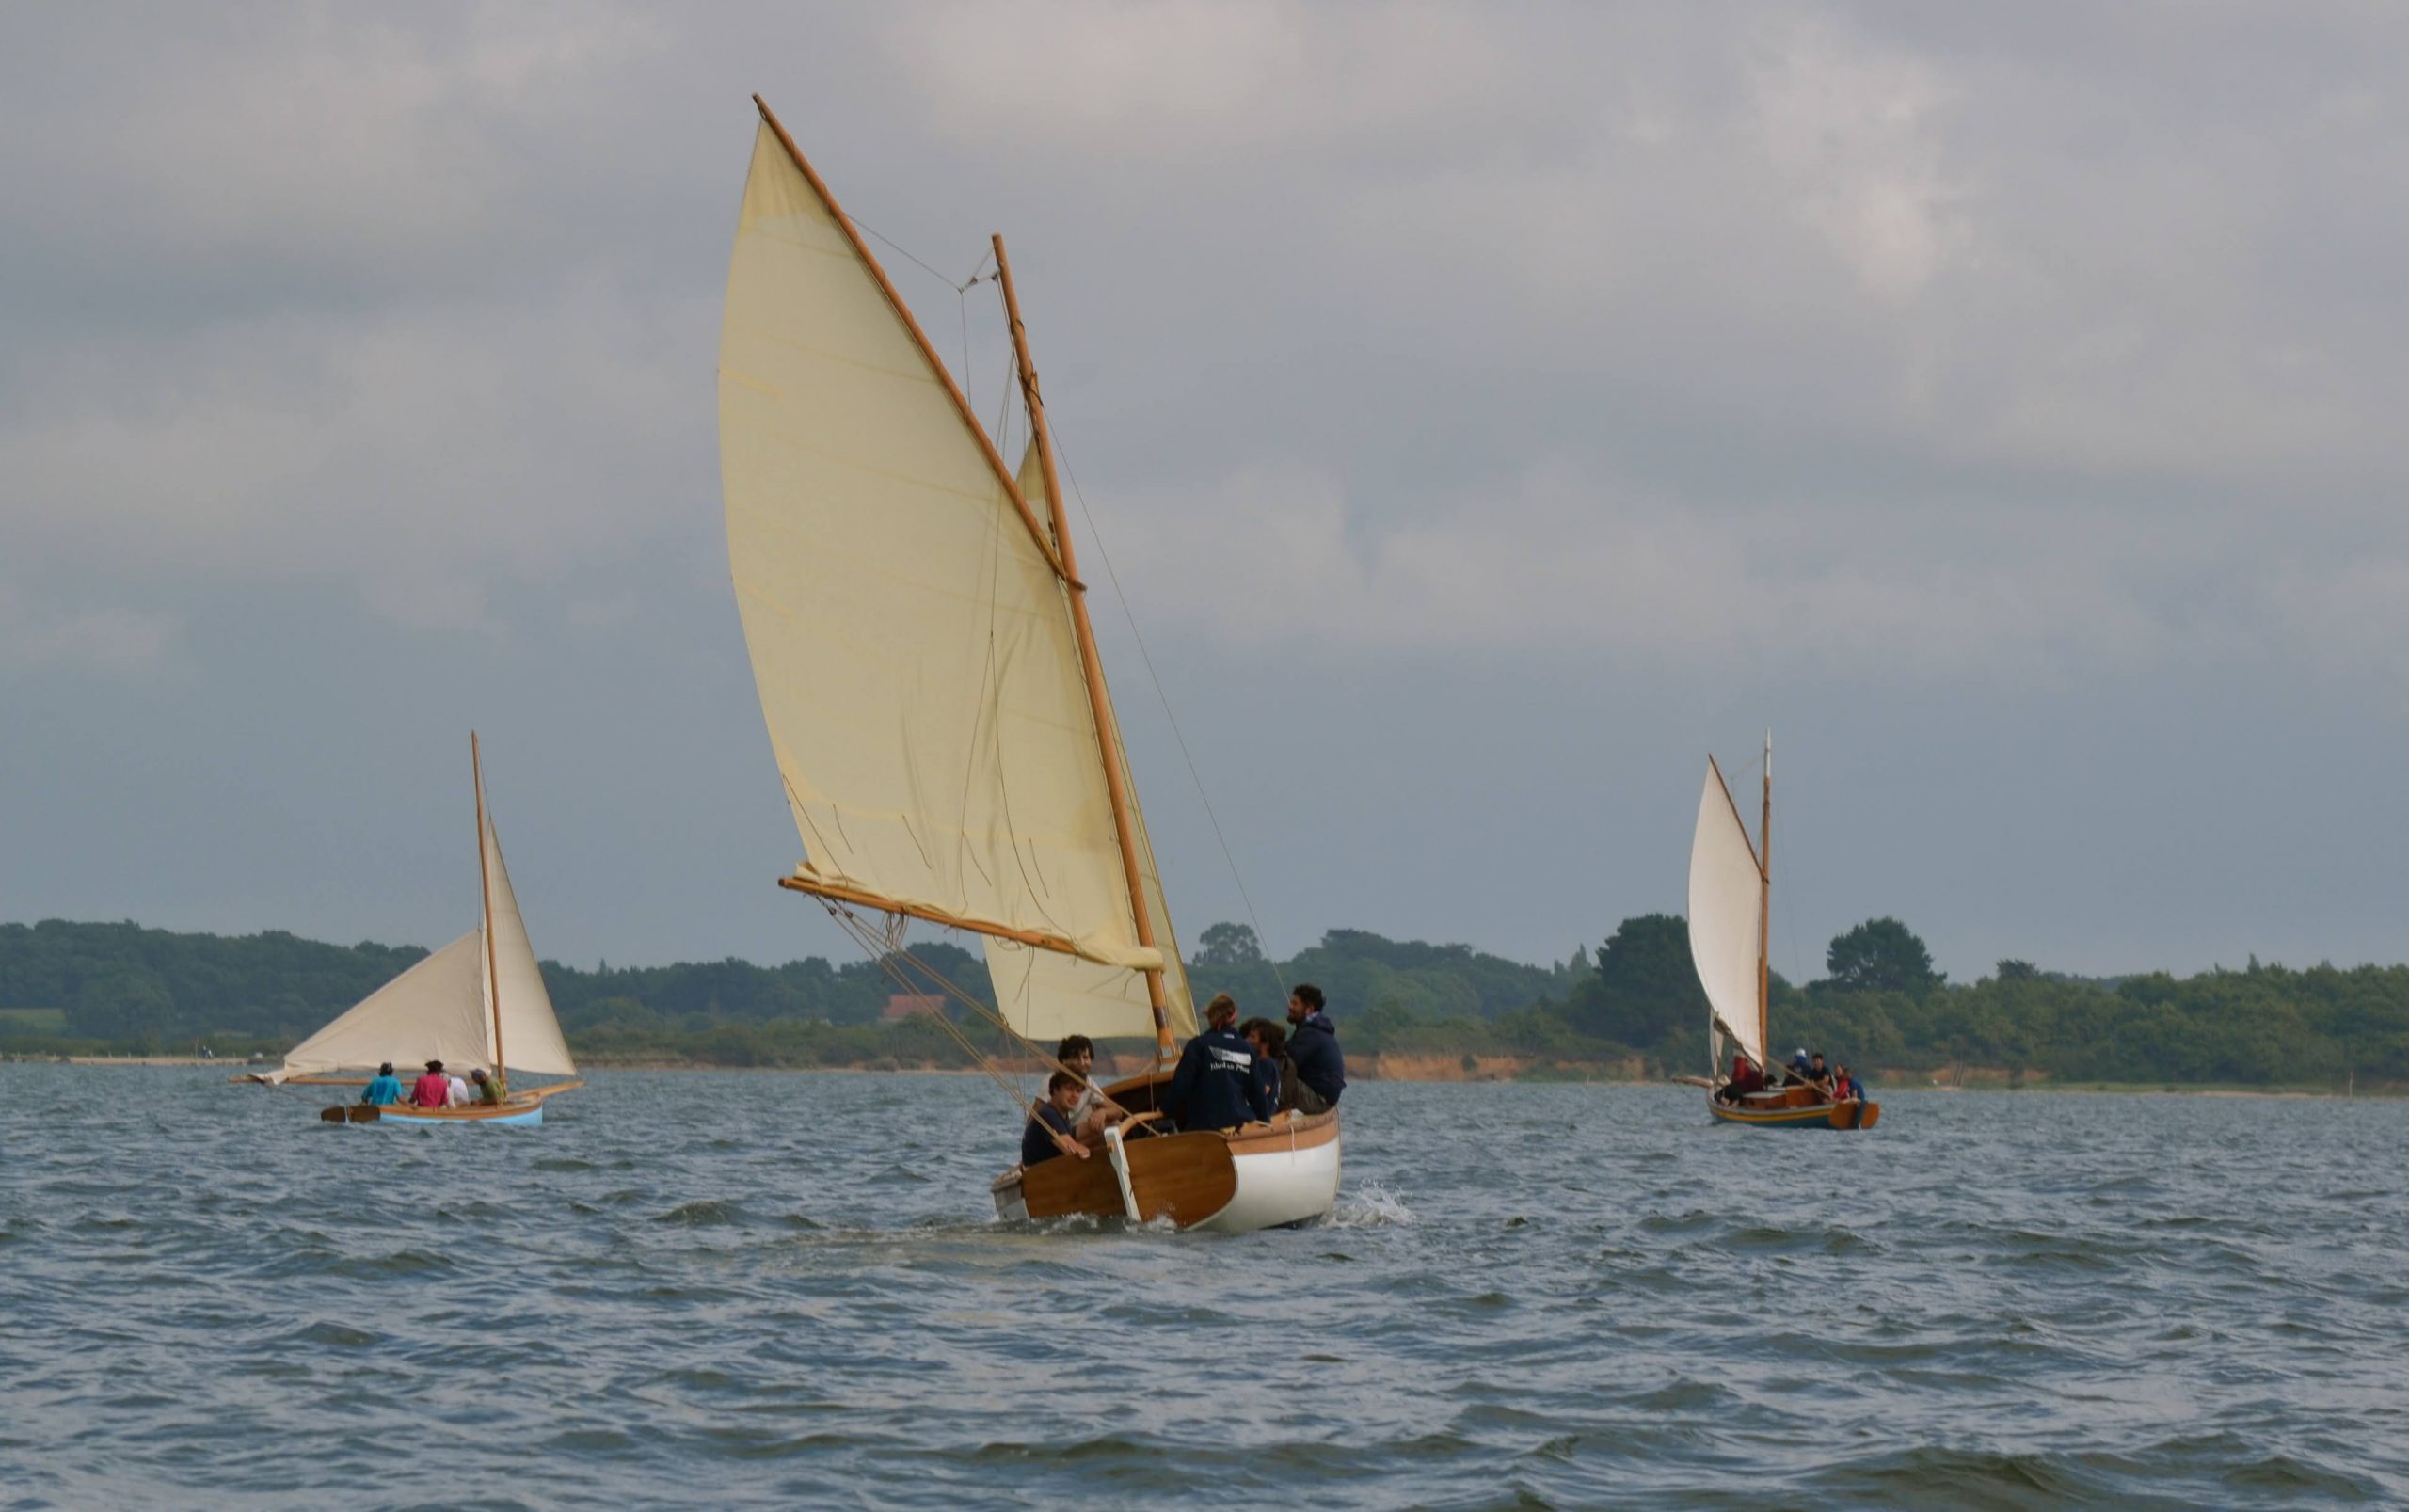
[1687,736,1880,1130]
[249,734,582,1126]
[718,96,1340,1230]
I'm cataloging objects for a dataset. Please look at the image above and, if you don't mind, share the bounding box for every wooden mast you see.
[472,731,507,1097]
[1757,730,1772,1067]
[991,232,1176,1066]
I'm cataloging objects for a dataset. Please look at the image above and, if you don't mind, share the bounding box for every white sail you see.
[480,808,577,1077]
[268,931,490,1081]
[718,120,1164,976]
[1687,758,1767,1073]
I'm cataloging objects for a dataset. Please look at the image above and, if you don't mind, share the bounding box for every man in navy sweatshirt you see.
[1164,994,1271,1132]
[1285,982,1346,1111]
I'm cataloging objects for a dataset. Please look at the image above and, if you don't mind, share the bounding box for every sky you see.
[3,2,2405,984]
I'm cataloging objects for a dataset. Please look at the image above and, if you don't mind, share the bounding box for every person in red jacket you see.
[411,1060,454,1108]
[1715,1054,1766,1104]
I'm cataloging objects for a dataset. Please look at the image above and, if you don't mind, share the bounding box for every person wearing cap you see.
[359,1062,404,1106]
[410,1059,454,1108]
[1781,1049,1813,1087]
[1163,994,1271,1133]
[469,1067,503,1106]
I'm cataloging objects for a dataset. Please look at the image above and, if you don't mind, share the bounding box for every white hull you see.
[1191,1124,1342,1233]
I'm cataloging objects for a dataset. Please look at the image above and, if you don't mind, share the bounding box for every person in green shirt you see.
[469,1068,503,1106]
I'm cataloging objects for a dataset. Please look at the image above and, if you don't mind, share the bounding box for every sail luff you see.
[748,96,1072,585]
[991,232,1175,1062]
[472,731,507,1094]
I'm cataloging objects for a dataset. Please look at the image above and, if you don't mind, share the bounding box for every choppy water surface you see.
[2,1069,2404,1508]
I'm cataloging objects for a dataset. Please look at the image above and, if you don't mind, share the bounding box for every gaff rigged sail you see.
[719,117,1185,1037]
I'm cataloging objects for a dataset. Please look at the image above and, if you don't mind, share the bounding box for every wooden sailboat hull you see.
[1706,1090,1881,1130]
[993,1108,1342,1231]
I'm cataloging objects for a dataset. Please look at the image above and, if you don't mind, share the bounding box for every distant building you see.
[883,994,945,1022]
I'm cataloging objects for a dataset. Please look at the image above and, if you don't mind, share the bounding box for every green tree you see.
[71,965,175,1042]
[1565,914,1707,1056]
[1191,922,1268,971]
[1826,918,1942,995]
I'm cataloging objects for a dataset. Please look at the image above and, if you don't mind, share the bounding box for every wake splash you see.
[1324,1181,1415,1228]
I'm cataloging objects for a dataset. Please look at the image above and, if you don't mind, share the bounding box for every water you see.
[2,1068,2403,1509]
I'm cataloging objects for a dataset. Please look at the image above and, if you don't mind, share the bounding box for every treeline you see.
[1323,915,2409,1089]
[0,919,991,1058]
[5,915,2406,1088]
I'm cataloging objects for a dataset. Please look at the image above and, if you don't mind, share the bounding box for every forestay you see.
[718,121,1169,985]
[1687,759,1767,1072]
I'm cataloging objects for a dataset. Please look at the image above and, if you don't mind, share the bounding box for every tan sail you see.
[267,931,490,1082]
[719,119,1164,976]
[480,806,577,1076]
[1687,757,1768,1072]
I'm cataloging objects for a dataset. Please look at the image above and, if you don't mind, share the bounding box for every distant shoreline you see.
[12,1053,2400,1097]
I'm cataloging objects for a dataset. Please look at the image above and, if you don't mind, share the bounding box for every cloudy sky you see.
[3,2,2404,983]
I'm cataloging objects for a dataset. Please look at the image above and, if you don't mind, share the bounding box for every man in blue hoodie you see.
[1164,995,1270,1132]
[1285,983,1346,1111]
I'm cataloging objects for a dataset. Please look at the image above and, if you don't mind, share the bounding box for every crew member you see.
[360,1062,404,1106]
[1284,983,1345,1111]
[411,1060,455,1108]
[1164,995,1271,1132]
[1021,1071,1090,1167]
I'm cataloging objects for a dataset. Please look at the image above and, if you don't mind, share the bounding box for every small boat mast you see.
[472,730,506,1098]
[1756,729,1770,1064]
[991,232,1177,1070]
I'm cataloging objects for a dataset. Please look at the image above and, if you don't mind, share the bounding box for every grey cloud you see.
[3,2,2405,978]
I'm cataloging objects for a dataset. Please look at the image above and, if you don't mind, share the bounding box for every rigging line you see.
[844,213,987,297]
[822,902,1136,1124]
[1048,428,1286,1008]
[824,904,1028,1114]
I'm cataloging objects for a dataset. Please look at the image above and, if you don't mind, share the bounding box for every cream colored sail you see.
[718,119,1164,978]
[268,931,490,1081]
[480,807,577,1076]
[1687,758,1767,1073]
[981,445,1193,1041]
